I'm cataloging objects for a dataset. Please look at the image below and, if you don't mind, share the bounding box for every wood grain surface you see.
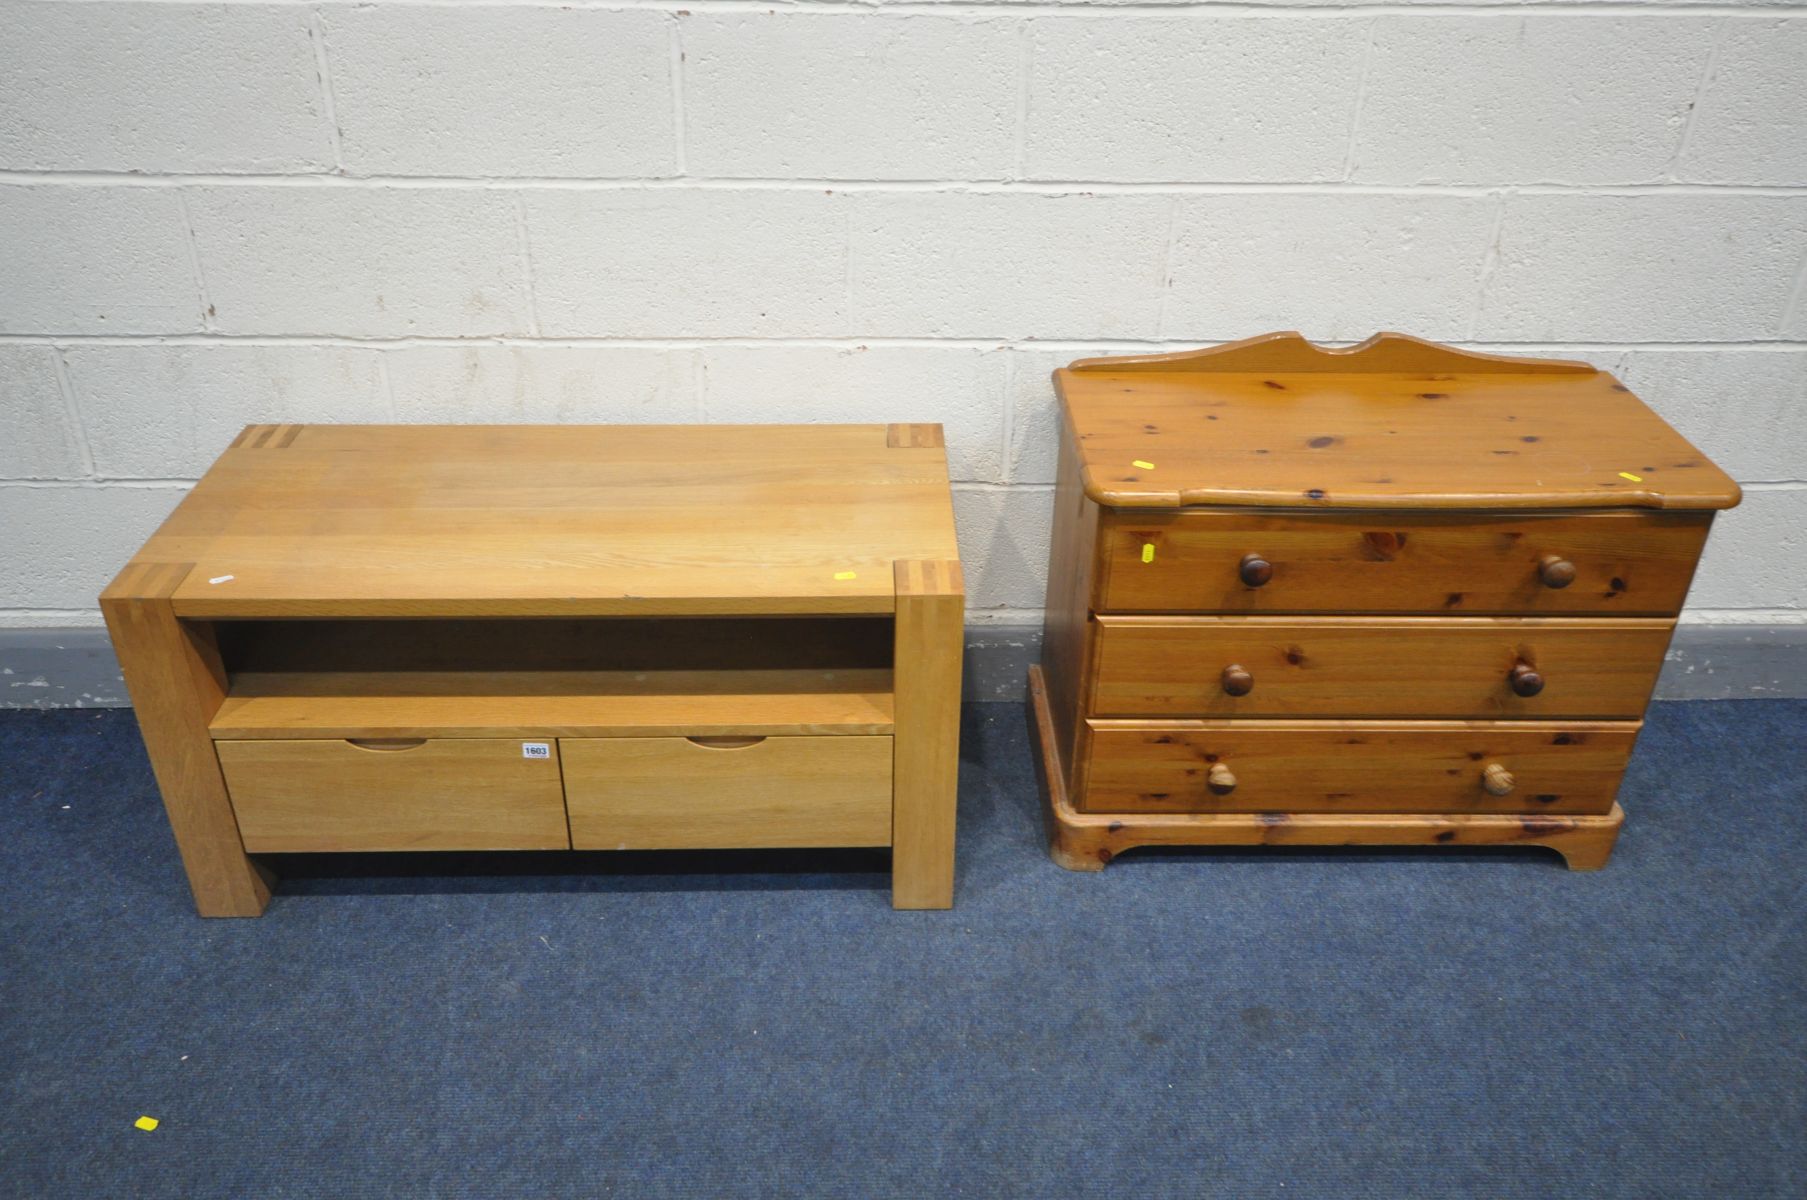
[1097,508,1711,616]
[1030,665,1623,872]
[105,422,967,913]
[100,561,274,916]
[1037,422,1106,801]
[1029,334,1732,876]
[890,559,965,909]
[564,735,893,851]
[1082,720,1636,815]
[135,424,958,618]
[218,737,571,853]
[1067,331,1597,376]
[1056,333,1740,512]
[1090,616,1674,720]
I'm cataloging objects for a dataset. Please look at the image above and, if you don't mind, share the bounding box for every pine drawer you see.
[1097,509,1709,616]
[1089,616,1674,720]
[1081,721,1636,815]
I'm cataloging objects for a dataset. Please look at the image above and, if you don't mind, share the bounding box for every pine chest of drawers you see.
[1028,332,1740,871]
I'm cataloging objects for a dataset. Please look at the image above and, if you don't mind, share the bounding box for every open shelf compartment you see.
[205,616,895,740]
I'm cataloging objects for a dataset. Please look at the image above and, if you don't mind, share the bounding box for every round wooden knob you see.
[1482,763,1516,797]
[1221,664,1254,696]
[1508,661,1545,697]
[1207,763,1237,795]
[1238,553,1273,588]
[1538,555,1577,589]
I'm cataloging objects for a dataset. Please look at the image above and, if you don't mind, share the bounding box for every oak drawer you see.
[563,735,893,850]
[1082,721,1636,815]
[1090,616,1672,720]
[1097,510,1710,616]
[217,737,570,852]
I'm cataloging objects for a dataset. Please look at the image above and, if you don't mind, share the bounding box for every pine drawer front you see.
[1097,510,1710,616]
[218,738,571,852]
[1090,617,1673,720]
[564,735,893,851]
[1082,722,1637,815]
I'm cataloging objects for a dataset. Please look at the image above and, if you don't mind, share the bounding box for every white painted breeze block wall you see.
[2,0,1805,631]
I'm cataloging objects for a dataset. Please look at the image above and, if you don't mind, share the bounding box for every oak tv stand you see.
[102,424,965,913]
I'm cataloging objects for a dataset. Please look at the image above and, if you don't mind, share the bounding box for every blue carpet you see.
[1,701,1803,1199]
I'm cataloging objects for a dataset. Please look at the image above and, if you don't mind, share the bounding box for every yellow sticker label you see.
[1132,460,1155,471]
[134,1116,159,1132]
[833,571,857,581]
[1618,471,1643,482]
[1141,543,1155,564]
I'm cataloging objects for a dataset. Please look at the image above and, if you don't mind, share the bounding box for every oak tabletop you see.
[1056,332,1741,512]
[115,423,961,618]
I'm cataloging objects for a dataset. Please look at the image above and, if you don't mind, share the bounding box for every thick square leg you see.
[101,562,274,917]
[890,560,963,909]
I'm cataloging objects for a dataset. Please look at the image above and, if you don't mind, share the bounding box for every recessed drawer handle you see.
[1482,763,1516,796]
[1238,553,1273,588]
[346,738,428,752]
[685,736,767,750]
[1538,555,1577,589]
[1220,664,1255,697]
[1507,660,1545,697]
[1207,763,1237,795]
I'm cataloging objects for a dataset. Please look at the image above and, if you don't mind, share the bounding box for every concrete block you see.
[1025,16,1366,182]
[0,348,83,479]
[953,485,1053,612]
[188,186,531,336]
[65,345,388,478]
[849,192,1168,339]
[386,346,700,423]
[1356,16,1712,184]
[685,14,1016,180]
[325,7,674,177]
[1478,195,1807,341]
[525,189,847,337]
[0,185,200,335]
[1006,348,1068,488]
[1679,19,1807,185]
[0,2,332,173]
[1165,193,1492,342]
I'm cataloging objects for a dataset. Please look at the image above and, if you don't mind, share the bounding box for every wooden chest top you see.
[123,423,959,618]
[1055,332,1740,512]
